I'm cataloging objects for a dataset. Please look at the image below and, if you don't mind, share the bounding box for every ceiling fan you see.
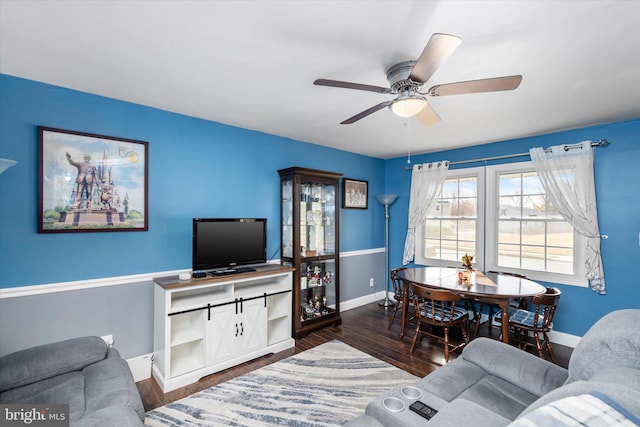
[314,33,522,126]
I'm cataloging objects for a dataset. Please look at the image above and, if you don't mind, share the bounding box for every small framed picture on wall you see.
[342,178,368,209]
[38,126,149,233]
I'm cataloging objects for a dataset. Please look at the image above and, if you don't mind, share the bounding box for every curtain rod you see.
[405,139,610,170]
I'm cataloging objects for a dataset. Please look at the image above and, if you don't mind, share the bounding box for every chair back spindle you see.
[509,287,561,362]
[410,285,470,362]
[387,267,409,329]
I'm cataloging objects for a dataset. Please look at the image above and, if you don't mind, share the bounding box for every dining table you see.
[396,267,547,344]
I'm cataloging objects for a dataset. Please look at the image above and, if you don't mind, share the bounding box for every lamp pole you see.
[376,194,398,307]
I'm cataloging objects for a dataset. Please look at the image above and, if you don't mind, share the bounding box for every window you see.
[486,162,586,286]
[415,167,484,268]
[415,162,586,287]
[495,171,572,272]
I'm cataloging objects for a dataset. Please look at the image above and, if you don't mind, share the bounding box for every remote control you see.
[409,400,438,420]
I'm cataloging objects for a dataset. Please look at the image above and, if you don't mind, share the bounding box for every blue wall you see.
[2,73,638,342]
[0,74,386,288]
[384,119,640,337]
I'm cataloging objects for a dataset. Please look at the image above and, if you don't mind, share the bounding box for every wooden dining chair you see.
[498,287,561,363]
[410,286,470,362]
[387,267,410,329]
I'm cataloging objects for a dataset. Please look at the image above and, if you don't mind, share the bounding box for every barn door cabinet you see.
[153,265,294,392]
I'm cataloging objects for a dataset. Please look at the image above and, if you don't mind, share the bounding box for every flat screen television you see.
[192,218,267,273]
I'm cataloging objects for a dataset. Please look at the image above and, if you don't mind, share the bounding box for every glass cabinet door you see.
[281,179,293,259]
[299,182,336,257]
[299,259,336,322]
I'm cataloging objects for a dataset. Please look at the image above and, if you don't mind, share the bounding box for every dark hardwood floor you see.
[137,301,572,412]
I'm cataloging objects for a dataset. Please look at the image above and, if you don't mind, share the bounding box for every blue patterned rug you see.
[144,340,417,426]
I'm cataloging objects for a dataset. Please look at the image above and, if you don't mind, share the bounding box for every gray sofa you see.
[0,336,145,427]
[345,309,640,426]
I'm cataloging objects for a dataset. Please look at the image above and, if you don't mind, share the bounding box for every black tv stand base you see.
[209,267,256,276]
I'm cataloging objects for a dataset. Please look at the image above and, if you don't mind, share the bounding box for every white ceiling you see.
[2,1,640,159]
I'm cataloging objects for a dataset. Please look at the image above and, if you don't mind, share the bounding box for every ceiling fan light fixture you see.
[390,95,427,118]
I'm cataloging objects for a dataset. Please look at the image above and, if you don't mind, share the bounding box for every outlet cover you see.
[369,278,375,287]
[101,335,114,347]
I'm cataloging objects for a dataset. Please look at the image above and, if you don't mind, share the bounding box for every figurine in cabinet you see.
[323,271,332,284]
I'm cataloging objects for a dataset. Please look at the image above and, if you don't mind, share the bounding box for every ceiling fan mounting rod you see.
[386,60,429,96]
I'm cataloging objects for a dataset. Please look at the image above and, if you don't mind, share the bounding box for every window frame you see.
[414,166,485,269]
[414,161,587,288]
[485,161,587,287]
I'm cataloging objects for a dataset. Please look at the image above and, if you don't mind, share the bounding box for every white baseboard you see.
[487,317,581,348]
[341,291,388,312]
[549,330,581,348]
[127,353,153,382]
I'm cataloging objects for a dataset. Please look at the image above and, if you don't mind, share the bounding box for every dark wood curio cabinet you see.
[278,167,342,338]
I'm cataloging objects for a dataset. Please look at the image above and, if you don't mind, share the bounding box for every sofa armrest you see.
[567,309,640,382]
[0,336,108,392]
[461,337,568,397]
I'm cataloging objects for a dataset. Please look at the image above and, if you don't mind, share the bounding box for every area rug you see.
[144,340,418,426]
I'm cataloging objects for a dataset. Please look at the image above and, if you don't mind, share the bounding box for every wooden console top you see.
[154,264,295,290]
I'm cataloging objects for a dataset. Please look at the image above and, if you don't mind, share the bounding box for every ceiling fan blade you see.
[341,101,393,124]
[427,75,523,96]
[416,103,441,126]
[314,79,389,94]
[409,33,462,84]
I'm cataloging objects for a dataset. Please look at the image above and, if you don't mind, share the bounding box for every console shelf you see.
[153,265,294,392]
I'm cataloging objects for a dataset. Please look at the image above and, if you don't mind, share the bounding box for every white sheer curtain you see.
[529,142,606,294]
[402,161,449,265]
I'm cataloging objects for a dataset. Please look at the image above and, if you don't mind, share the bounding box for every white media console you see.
[152,265,294,392]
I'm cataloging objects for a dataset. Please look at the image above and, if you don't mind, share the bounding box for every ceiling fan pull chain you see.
[406,121,412,166]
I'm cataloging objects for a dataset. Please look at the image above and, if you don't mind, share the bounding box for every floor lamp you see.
[376,194,398,307]
[0,158,17,175]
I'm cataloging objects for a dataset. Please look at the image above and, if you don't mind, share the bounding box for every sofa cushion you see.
[414,358,486,402]
[589,367,640,390]
[83,357,145,420]
[0,336,107,392]
[0,371,87,422]
[509,392,640,427]
[518,378,640,420]
[457,375,539,421]
[427,398,511,427]
[568,309,640,383]
[459,337,568,397]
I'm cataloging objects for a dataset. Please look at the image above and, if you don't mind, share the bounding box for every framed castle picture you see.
[38,126,148,233]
